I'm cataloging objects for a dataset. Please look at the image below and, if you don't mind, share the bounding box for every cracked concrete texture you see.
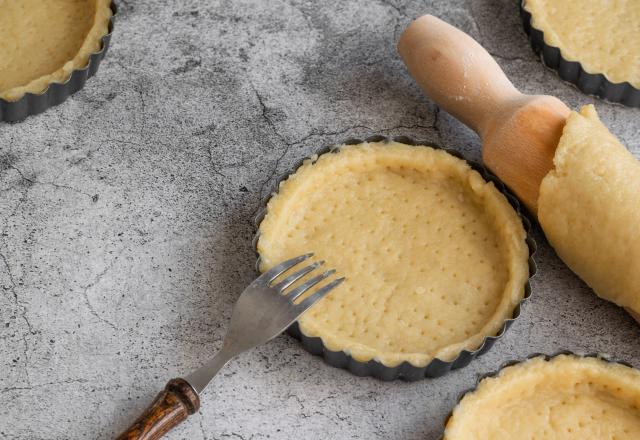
[0,0,639,438]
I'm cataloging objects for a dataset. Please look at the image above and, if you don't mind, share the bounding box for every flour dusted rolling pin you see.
[398,15,640,322]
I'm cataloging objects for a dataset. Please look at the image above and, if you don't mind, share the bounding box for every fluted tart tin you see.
[0,1,118,122]
[520,0,640,107]
[253,135,537,381]
[439,350,638,439]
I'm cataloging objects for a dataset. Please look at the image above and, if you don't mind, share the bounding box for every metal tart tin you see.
[520,0,640,107]
[439,350,637,439]
[253,135,537,381]
[0,1,118,122]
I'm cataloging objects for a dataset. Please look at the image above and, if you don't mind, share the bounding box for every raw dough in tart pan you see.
[0,0,113,101]
[444,354,640,439]
[524,0,640,88]
[257,142,529,368]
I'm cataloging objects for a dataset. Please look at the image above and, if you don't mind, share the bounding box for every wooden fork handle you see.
[116,378,200,440]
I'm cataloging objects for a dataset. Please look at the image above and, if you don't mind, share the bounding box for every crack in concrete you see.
[468,2,487,47]
[251,83,289,145]
[378,0,404,42]
[317,394,337,405]
[206,145,229,181]
[0,378,88,395]
[0,186,34,385]
[291,125,375,146]
[66,141,108,168]
[10,165,93,199]
[488,51,534,63]
[0,249,33,385]
[198,123,229,183]
[221,432,253,440]
[250,83,294,203]
[286,392,306,412]
[197,411,208,440]
[0,182,23,193]
[469,3,533,64]
[137,84,148,134]
[432,104,441,139]
[80,252,124,330]
[256,143,291,202]
[0,251,17,296]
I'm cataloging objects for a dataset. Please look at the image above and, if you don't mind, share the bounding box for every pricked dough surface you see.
[524,0,640,88]
[538,105,640,315]
[444,355,640,439]
[0,0,113,101]
[257,142,528,367]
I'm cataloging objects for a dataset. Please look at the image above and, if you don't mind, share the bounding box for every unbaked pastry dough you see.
[257,142,528,367]
[0,0,113,101]
[538,105,640,315]
[444,355,640,439]
[524,0,640,88]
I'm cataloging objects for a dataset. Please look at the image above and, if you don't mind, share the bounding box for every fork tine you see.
[296,277,345,312]
[272,261,324,292]
[285,269,336,301]
[257,253,313,283]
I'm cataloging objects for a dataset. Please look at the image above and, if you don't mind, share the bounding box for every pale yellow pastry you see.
[524,0,640,88]
[538,105,640,315]
[444,355,640,439]
[0,0,113,101]
[257,142,529,367]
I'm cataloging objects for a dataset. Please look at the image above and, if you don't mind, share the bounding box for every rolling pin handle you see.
[398,14,522,137]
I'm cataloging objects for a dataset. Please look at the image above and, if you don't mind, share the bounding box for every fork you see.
[116,253,344,440]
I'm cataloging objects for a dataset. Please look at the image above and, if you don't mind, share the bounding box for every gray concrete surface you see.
[1,0,639,438]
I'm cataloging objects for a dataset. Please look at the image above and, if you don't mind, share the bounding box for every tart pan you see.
[520,0,640,107]
[0,1,118,122]
[438,351,637,439]
[253,135,537,381]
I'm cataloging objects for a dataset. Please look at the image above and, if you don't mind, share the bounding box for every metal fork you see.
[116,253,344,440]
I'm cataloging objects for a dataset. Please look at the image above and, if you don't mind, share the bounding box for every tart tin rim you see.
[438,350,638,439]
[520,0,640,107]
[252,134,538,381]
[0,0,118,122]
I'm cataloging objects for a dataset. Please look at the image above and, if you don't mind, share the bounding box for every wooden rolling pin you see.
[398,15,569,214]
[397,15,640,323]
